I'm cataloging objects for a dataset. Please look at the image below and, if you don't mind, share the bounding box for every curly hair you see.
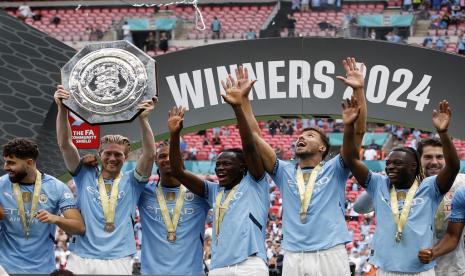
[2,138,39,160]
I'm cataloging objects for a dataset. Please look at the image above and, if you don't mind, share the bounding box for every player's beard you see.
[9,168,28,183]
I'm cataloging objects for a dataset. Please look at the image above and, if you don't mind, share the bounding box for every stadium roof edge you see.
[0,0,278,8]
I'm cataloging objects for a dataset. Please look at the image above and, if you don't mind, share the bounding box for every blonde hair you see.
[99,135,131,156]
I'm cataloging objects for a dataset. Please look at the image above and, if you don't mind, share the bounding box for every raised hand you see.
[342,95,360,125]
[54,85,70,108]
[137,96,158,120]
[235,66,257,99]
[336,57,365,89]
[167,106,186,134]
[418,248,434,264]
[432,100,451,133]
[221,75,243,106]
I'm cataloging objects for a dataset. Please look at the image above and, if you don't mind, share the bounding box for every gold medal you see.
[98,173,121,234]
[166,191,176,201]
[397,191,406,201]
[390,180,419,243]
[104,222,115,233]
[155,185,186,245]
[22,192,32,203]
[105,184,112,194]
[296,165,322,223]
[167,232,176,243]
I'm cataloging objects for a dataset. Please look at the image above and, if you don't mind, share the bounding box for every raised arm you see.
[168,107,205,197]
[236,66,277,173]
[135,97,157,178]
[336,57,367,149]
[55,85,81,173]
[221,75,265,180]
[433,100,460,194]
[341,96,370,187]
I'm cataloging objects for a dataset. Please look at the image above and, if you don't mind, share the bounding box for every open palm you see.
[336,57,365,89]
[342,96,360,125]
[167,106,185,134]
[221,76,243,106]
[235,66,257,98]
[432,100,451,132]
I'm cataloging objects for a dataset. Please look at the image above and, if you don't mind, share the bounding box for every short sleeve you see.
[428,176,442,201]
[270,159,290,190]
[449,186,465,223]
[204,180,219,208]
[325,154,350,183]
[364,171,385,198]
[71,162,98,192]
[57,182,77,212]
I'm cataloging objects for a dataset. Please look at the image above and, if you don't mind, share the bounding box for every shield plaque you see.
[61,40,156,124]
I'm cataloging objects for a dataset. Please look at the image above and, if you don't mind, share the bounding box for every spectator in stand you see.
[423,35,434,48]
[211,17,221,39]
[51,15,61,26]
[159,32,169,53]
[212,134,221,145]
[122,21,132,43]
[208,148,218,161]
[145,32,156,52]
[302,0,310,11]
[370,29,376,39]
[404,0,413,11]
[188,146,198,160]
[292,0,301,11]
[203,136,210,146]
[364,146,378,161]
[287,14,297,37]
[457,33,465,55]
[245,28,257,40]
[436,36,445,51]
[268,120,279,136]
[17,3,34,21]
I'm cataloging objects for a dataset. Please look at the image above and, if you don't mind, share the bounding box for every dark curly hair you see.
[2,138,39,160]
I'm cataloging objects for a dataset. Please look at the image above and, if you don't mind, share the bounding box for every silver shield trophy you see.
[61,40,156,124]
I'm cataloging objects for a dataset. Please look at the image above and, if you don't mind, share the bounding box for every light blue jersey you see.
[365,172,443,273]
[0,173,76,274]
[138,182,210,275]
[271,155,351,252]
[71,163,146,259]
[449,185,465,223]
[204,173,269,269]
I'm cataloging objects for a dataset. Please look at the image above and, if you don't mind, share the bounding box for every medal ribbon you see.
[214,185,239,238]
[12,170,42,240]
[296,165,322,223]
[390,179,419,242]
[97,173,121,227]
[155,185,186,238]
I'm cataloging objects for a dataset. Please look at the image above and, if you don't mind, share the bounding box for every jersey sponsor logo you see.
[64,192,74,199]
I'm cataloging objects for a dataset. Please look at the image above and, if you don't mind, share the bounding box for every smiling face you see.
[295,129,327,159]
[385,150,417,188]
[99,143,127,175]
[215,151,246,188]
[420,145,445,177]
[155,146,171,176]
[3,155,30,183]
